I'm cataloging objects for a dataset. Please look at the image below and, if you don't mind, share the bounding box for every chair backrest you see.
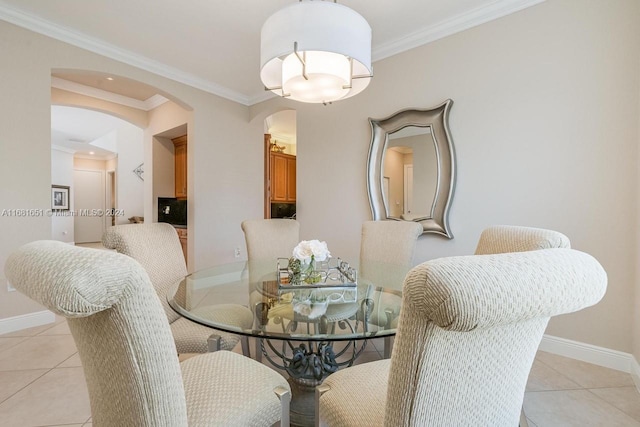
[474,225,570,255]
[385,249,606,426]
[241,219,300,260]
[103,223,186,323]
[5,241,188,426]
[359,220,423,288]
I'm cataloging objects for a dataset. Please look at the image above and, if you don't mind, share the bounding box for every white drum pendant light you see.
[260,1,373,104]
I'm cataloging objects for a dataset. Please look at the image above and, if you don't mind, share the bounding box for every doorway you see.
[264,110,297,219]
[106,170,116,227]
[74,169,105,243]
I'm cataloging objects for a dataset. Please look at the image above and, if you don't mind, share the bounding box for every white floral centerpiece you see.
[289,240,331,285]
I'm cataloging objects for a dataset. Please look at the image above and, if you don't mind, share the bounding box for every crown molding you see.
[0,1,252,105]
[373,0,546,62]
[51,77,169,111]
[74,152,117,161]
[51,144,76,154]
[145,94,170,110]
[269,132,295,144]
[1,0,544,107]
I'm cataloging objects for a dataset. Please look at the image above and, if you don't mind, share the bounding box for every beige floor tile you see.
[526,359,581,392]
[526,417,539,427]
[0,367,91,426]
[0,335,77,371]
[369,336,392,355]
[58,352,82,368]
[37,321,71,336]
[0,337,28,354]
[524,389,640,426]
[351,350,383,365]
[0,369,48,403]
[589,386,640,422]
[535,351,635,388]
[0,322,57,338]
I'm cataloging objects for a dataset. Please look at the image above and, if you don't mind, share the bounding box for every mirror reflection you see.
[367,99,455,238]
[383,127,438,221]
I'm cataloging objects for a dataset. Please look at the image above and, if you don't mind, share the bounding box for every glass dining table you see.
[167,259,408,426]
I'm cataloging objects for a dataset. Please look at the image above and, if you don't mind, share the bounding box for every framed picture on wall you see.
[51,185,70,210]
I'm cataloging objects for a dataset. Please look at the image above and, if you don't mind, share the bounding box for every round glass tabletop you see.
[168,259,406,342]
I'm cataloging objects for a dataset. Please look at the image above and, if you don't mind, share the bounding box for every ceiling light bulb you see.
[281,51,350,103]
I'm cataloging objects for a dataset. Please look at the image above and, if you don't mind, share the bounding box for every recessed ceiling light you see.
[89,151,95,155]
[106,77,114,81]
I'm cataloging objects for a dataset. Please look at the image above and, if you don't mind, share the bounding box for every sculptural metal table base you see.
[258,337,369,427]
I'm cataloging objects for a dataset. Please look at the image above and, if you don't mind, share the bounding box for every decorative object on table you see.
[277,257,357,290]
[275,255,358,320]
[51,185,70,210]
[290,239,331,284]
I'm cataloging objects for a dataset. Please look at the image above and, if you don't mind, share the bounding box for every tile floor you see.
[1,317,639,427]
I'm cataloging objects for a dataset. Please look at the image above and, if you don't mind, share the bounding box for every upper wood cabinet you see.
[172,135,187,199]
[270,152,296,203]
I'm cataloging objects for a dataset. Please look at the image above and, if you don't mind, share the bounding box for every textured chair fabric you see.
[359,220,423,286]
[474,225,570,255]
[241,219,300,260]
[318,231,606,426]
[358,220,423,330]
[103,223,253,353]
[5,240,291,427]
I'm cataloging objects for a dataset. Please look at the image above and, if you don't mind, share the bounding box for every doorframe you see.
[73,168,106,243]
[403,164,413,215]
[264,133,271,219]
[106,169,117,228]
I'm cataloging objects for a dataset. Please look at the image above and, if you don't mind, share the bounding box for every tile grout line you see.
[583,387,640,423]
[0,366,54,405]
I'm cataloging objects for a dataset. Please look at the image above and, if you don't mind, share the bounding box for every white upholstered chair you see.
[316,228,606,426]
[474,224,571,255]
[241,218,301,260]
[103,223,253,354]
[5,240,291,427]
[359,220,423,357]
[359,220,423,281]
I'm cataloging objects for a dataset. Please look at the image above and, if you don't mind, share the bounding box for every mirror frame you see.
[366,99,456,238]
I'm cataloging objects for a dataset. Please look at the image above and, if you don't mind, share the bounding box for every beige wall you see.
[74,158,107,170]
[1,0,639,356]
[252,0,640,353]
[0,20,262,322]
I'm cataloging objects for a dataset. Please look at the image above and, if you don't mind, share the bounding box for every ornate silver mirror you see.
[367,99,456,238]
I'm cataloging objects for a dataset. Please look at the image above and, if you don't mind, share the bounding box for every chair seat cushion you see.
[320,359,390,426]
[170,304,253,353]
[181,351,290,427]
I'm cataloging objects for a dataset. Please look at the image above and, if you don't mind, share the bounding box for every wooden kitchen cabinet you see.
[270,152,296,202]
[172,135,187,199]
[175,227,187,261]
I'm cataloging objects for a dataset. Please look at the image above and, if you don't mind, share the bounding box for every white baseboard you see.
[630,357,640,391]
[0,310,55,335]
[540,334,633,373]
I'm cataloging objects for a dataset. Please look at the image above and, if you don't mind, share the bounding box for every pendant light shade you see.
[260,1,373,104]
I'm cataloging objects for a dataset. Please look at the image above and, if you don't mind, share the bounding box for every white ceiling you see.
[51,105,134,159]
[0,0,544,106]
